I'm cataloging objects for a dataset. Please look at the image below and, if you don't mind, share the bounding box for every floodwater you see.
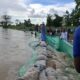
[0,27,33,80]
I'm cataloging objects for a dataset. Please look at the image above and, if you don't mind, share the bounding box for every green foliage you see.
[75,0,80,8]
[8,19,34,31]
[53,14,63,27]
[46,15,53,27]
[24,19,32,27]
[65,11,72,27]
[70,0,80,26]
[0,14,11,28]
[46,0,80,27]
[46,14,63,27]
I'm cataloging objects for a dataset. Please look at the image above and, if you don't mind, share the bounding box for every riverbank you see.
[0,25,34,31]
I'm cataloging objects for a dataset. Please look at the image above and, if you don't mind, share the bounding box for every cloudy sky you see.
[0,0,76,24]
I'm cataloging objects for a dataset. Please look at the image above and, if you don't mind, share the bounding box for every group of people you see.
[34,23,71,43]
[48,28,68,41]
[33,21,80,73]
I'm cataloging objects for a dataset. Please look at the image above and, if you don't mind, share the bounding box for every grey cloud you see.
[48,8,57,15]
[0,0,76,24]
[28,14,46,18]
[0,0,27,12]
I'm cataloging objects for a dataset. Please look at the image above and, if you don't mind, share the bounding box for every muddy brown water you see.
[0,28,33,80]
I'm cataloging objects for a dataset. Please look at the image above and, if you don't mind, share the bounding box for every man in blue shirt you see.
[41,22,46,41]
[73,21,80,73]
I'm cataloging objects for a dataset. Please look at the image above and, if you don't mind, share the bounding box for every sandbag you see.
[40,51,48,57]
[62,76,69,80]
[45,67,56,76]
[36,55,47,61]
[55,60,63,69]
[46,50,55,58]
[47,76,57,80]
[68,74,74,80]
[47,60,56,69]
[56,76,69,80]
[34,60,46,71]
[45,67,57,80]
[23,67,39,80]
[37,47,47,56]
[40,41,47,47]
[56,69,63,75]
[38,49,53,58]
[39,70,48,80]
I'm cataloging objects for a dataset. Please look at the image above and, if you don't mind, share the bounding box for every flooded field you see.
[0,28,33,80]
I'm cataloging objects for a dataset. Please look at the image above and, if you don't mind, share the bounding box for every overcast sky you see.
[0,0,76,24]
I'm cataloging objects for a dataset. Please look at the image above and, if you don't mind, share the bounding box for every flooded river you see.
[0,28,33,80]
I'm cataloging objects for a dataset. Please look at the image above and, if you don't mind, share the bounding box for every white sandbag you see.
[48,76,57,80]
[46,50,54,58]
[39,70,48,80]
[56,76,69,80]
[40,51,48,57]
[40,41,47,47]
[56,76,63,80]
[42,47,47,51]
[45,67,57,80]
[40,47,47,54]
[34,60,46,71]
[41,52,53,58]
[36,47,47,56]
[35,60,46,67]
[56,69,63,75]
[38,50,52,58]
[69,74,74,80]
[36,55,47,61]
[62,76,69,80]
[41,53,47,56]
[23,67,39,80]
[45,67,56,76]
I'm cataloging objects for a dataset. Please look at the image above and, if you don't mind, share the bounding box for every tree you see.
[15,19,20,26]
[71,9,80,26]
[46,15,53,27]
[1,14,11,28]
[75,0,80,9]
[70,0,80,26]
[24,19,32,27]
[53,14,63,27]
[65,11,71,27]
[46,14,63,27]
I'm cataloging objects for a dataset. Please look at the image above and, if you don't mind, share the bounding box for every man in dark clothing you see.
[41,22,46,41]
[34,24,39,37]
[73,21,80,73]
[35,24,39,32]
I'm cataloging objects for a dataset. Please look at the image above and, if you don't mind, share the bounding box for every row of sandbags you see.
[19,42,80,80]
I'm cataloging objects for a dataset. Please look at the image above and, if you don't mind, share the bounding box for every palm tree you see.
[1,14,11,28]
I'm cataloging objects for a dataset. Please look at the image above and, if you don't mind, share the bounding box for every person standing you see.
[60,28,68,41]
[34,24,39,37]
[64,29,68,41]
[73,21,80,73]
[60,29,65,40]
[35,24,39,32]
[41,22,46,42]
